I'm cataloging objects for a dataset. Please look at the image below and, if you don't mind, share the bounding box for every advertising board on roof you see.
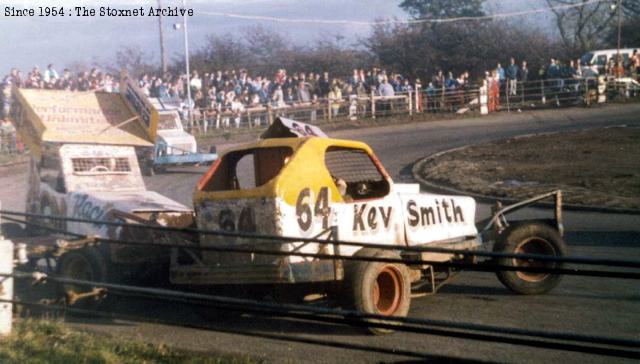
[9,87,153,157]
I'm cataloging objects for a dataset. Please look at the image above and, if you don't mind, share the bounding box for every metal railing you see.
[180,77,640,135]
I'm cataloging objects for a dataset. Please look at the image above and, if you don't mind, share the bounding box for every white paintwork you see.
[157,110,198,155]
[59,144,146,192]
[0,239,13,336]
[398,193,478,245]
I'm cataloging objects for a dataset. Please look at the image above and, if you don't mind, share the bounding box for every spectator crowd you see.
[1,49,639,130]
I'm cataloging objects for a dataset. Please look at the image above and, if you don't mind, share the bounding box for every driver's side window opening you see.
[324,147,389,201]
[201,147,293,192]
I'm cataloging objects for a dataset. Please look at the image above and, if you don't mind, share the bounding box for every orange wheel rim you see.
[372,265,403,315]
[513,237,556,282]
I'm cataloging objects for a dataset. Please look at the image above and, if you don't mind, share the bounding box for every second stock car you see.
[10,84,194,304]
[171,118,567,332]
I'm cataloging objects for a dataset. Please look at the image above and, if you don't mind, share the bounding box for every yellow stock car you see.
[170,118,566,332]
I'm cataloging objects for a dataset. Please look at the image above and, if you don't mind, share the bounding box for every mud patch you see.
[417,127,640,210]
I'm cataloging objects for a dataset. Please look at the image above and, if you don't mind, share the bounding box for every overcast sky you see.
[0,0,547,75]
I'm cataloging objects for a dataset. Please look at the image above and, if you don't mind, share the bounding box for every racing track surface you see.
[2,104,640,363]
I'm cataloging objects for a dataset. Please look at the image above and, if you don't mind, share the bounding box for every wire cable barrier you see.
[2,271,640,359]
[2,210,640,279]
[1,209,639,360]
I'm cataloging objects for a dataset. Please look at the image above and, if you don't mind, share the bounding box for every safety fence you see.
[0,207,639,360]
[184,77,640,135]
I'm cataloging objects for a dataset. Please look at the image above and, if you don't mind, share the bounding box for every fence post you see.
[584,79,590,106]
[415,84,421,113]
[408,91,413,116]
[267,104,273,125]
[541,80,546,105]
[480,84,488,115]
[0,202,14,337]
[370,91,376,119]
[506,79,511,113]
[328,98,333,121]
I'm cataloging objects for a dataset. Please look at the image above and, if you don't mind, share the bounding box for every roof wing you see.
[9,87,153,159]
[260,117,328,139]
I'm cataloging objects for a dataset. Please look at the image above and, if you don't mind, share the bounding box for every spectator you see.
[318,71,331,98]
[296,80,311,103]
[378,77,395,97]
[271,84,286,108]
[506,58,519,96]
[190,71,202,92]
[43,64,59,88]
[328,83,343,117]
[432,70,444,90]
[495,63,505,86]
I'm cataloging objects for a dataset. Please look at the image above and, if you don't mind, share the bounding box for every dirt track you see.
[417,126,640,210]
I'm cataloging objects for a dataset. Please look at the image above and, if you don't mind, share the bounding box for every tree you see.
[400,0,485,19]
[110,46,156,77]
[546,0,640,55]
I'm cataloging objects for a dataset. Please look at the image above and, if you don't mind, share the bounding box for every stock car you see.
[170,118,567,333]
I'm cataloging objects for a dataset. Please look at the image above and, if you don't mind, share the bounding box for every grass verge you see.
[0,318,262,364]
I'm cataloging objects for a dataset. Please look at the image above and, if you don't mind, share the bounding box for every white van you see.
[580,48,638,73]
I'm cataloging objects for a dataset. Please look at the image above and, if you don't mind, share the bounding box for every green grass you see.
[0,319,262,364]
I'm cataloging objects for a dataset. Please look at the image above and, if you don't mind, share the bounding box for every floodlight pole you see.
[182,0,193,126]
[616,0,622,62]
[158,0,168,74]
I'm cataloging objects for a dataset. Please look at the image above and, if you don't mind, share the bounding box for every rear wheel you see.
[57,248,108,308]
[343,249,411,335]
[494,222,567,295]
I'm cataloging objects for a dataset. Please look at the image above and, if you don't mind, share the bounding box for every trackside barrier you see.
[173,76,640,136]
[0,201,13,336]
[2,272,640,359]
[5,211,636,279]
[0,209,639,359]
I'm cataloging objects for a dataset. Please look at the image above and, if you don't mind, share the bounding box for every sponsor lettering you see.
[407,198,465,228]
[125,84,152,127]
[71,193,112,227]
[353,204,393,232]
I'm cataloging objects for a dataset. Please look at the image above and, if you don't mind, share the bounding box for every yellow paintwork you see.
[9,88,153,160]
[193,137,380,207]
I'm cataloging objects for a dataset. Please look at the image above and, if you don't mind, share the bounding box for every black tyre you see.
[494,222,567,295]
[140,160,155,176]
[57,248,108,308]
[343,249,411,335]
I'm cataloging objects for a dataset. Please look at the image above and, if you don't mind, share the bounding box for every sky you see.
[0,0,548,76]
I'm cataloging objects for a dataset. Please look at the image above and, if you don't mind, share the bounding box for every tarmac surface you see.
[2,103,640,363]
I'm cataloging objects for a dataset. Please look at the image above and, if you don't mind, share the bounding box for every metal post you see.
[158,0,168,74]
[616,0,622,69]
[370,90,376,119]
[182,0,192,128]
[408,91,413,116]
[415,84,421,113]
[267,104,273,125]
[506,78,511,113]
[0,202,13,337]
